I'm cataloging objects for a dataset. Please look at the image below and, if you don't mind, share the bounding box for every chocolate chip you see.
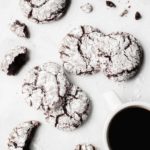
[135,12,142,20]
[106,1,116,8]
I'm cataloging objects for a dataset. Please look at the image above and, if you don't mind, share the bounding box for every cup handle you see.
[103,91,122,111]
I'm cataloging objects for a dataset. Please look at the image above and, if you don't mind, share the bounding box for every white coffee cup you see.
[103,91,150,150]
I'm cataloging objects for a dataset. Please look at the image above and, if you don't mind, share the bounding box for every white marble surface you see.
[0,0,150,149]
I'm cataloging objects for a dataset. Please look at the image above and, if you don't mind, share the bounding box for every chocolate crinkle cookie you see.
[10,20,30,38]
[45,84,91,131]
[7,121,40,150]
[19,0,70,24]
[22,62,70,112]
[22,62,91,131]
[60,25,104,75]
[75,144,96,150]
[0,46,29,75]
[98,32,143,82]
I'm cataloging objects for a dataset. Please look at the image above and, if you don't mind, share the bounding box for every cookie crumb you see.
[135,12,142,20]
[106,1,116,8]
[120,9,128,17]
[20,0,70,24]
[10,20,30,38]
[80,3,93,13]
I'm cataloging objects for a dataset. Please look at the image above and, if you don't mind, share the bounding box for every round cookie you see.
[98,32,143,82]
[60,25,104,75]
[45,85,91,131]
[19,0,70,23]
[22,62,70,112]
[7,121,40,150]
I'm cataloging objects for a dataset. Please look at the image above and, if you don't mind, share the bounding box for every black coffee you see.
[107,107,150,150]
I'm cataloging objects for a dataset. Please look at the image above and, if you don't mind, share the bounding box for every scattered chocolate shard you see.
[106,1,116,8]
[135,12,142,20]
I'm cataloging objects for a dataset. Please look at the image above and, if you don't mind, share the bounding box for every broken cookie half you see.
[0,46,29,75]
[7,121,40,150]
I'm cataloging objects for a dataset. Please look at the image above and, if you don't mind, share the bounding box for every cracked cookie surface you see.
[98,32,143,82]
[75,144,96,150]
[45,85,91,131]
[22,62,70,112]
[20,0,70,23]
[0,46,29,75]
[60,25,104,75]
[7,121,40,150]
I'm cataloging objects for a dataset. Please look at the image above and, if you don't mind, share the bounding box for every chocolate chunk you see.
[135,12,142,20]
[106,1,116,8]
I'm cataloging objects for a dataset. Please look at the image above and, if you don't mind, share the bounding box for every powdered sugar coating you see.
[10,20,29,38]
[20,0,70,23]
[22,62,70,112]
[0,46,28,75]
[7,121,40,150]
[60,25,104,75]
[45,85,91,131]
[80,3,93,13]
[75,144,96,150]
[99,32,143,82]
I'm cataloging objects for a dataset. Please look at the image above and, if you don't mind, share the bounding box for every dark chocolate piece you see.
[135,12,142,20]
[106,1,116,8]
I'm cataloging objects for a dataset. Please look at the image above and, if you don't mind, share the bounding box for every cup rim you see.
[103,101,150,150]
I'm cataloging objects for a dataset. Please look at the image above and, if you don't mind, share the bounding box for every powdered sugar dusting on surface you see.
[60,25,104,75]
[7,121,40,150]
[22,62,70,112]
[99,32,143,82]
[20,0,69,23]
[45,85,90,131]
